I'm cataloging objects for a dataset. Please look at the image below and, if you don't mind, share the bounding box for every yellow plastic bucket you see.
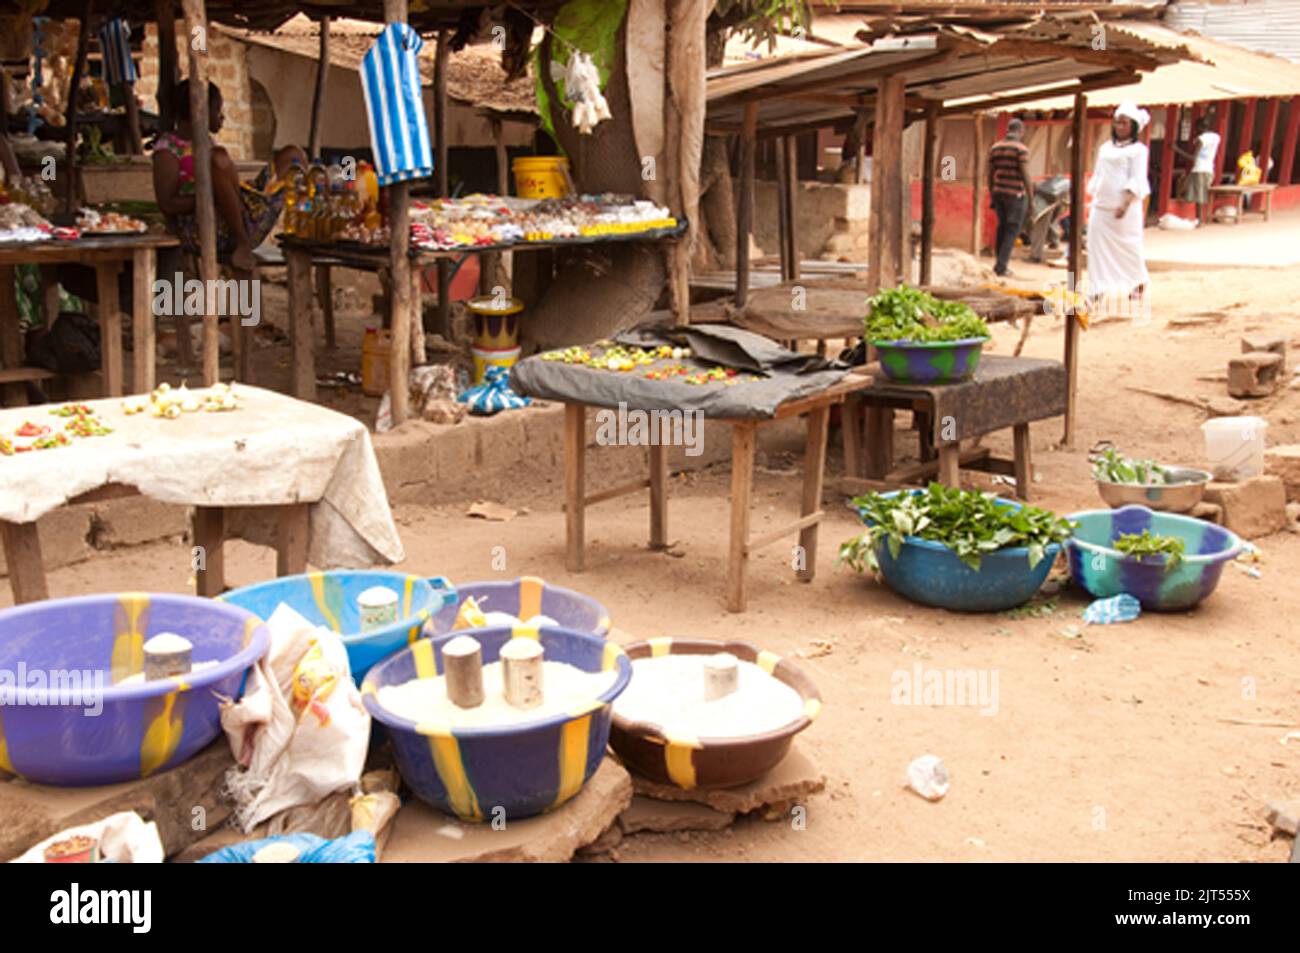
[512,156,572,199]
[471,345,522,385]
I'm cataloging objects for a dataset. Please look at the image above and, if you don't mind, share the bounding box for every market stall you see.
[0,383,404,603]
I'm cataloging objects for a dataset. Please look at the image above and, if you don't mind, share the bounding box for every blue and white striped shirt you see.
[99,18,139,85]
[361,23,433,187]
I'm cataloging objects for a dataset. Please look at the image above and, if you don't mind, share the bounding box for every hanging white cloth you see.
[1086,139,1150,305]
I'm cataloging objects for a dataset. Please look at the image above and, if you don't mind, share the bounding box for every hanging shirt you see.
[99,18,139,85]
[1192,131,1220,174]
[988,138,1030,197]
[361,23,433,188]
[1087,139,1150,210]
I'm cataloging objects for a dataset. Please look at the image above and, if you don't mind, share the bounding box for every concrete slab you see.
[618,795,735,834]
[0,740,234,861]
[628,743,825,815]
[380,757,633,863]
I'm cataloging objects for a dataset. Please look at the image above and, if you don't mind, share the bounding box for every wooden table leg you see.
[727,422,757,613]
[865,406,895,479]
[317,264,336,350]
[276,503,310,576]
[564,403,586,572]
[798,405,830,583]
[1013,422,1032,502]
[132,247,156,394]
[192,506,225,597]
[649,439,668,550]
[842,394,864,479]
[95,263,125,397]
[286,249,316,400]
[0,263,26,406]
[1,520,48,604]
[938,442,961,487]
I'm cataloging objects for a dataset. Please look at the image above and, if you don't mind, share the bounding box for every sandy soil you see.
[20,230,1300,862]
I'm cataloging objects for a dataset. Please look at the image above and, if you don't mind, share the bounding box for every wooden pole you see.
[920,102,937,286]
[853,108,868,184]
[63,0,94,215]
[782,134,799,282]
[735,101,758,308]
[182,0,220,386]
[970,114,986,258]
[122,81,144,154]
[434,28,451,340]
[308,16,331,160]
[1279,96,1300,187]
[1157,104,1178,218]
[384,0,411,425]
[1212,103,1231,186]
[155,0,178,131]
[1063,92,1085,449]
[1255,97,1280,208]
[775,135,791,282]
[868,73,905,294]
[1236,97,1258,169]
[0,68,20,180]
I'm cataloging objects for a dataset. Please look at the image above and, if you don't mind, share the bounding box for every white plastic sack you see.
[1157,212,1198,230]
[219,603,370,832]
[11,811,163,863]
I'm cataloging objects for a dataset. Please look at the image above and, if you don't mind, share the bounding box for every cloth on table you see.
[512,323,850,419]
[0,385,404,568]
[459,365,531,415]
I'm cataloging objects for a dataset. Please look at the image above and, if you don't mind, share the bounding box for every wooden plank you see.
[182,0,221,387]
[735,102,758,309]
[275,503,310,577]
[747,510,824,555]
[865,406,894,479]
[96,263,125,397]
[920,102,938,286]
[869,74,906,293]
[579,477,650,507]
[192,506,225,597]
[796,404,830,582]
[286,248,316,400]
[727,422,756,613]
[1063,92,1085,448]
[1013,422,1032,502]
[1,521,48,604]
[132,247,156,393]
[564,403,586,572]
[308,16,331,159]
[649,440,668,550]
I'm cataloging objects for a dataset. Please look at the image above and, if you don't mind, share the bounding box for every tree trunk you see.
[521,22,667,353]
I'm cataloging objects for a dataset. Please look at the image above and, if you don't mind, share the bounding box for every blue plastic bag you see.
[198,830,376,864]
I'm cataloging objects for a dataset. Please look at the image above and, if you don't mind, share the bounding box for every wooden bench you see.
[841,354,1068,501]
[1209,183,1276,223]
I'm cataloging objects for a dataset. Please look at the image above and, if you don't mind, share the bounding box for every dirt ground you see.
[20,226,1300,862]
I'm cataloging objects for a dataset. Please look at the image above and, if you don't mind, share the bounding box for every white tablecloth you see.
[0,385,404,568]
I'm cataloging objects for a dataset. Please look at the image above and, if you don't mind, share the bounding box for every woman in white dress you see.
[1086,102,1151,320]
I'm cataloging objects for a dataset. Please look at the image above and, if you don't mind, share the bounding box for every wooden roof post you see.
[1063,91,1085,449]
[781,134,799,283]
[308,16,330,160]
[868,73,905,294]
[735,100,757,308]
[384,0,411,426]
[919,101,938,287]
[1279,96,1300,187]
[1157,105,1178,218]
[181,0,220,386]
[970,113,985,259]
[156,0,178,131]
[434,27,450,341]
[1256,97,1280,207]
[63,0,93,215]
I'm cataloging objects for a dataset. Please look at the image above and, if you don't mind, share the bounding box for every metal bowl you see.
[1095,466,1211,513]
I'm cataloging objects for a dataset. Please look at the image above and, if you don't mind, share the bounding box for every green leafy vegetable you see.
[864,284,990,343]
[1092,447,1168,485]
[1113,530,1185,569]
[837,484,1076,573]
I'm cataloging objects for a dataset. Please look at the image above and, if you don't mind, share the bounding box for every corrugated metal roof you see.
[1004,21,1300,110]
[1165,0,1300,64]
[706,19,1192,131]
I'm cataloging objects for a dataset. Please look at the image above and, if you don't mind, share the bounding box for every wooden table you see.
[842,355,1068,501]
[1209,183,1276,223]
[0,233,179,405]
[562,369,873,613]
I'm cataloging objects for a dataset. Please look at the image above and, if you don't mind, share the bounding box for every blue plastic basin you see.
[423,577,611,640]
[0,593,269,786]
[221,571,456,680]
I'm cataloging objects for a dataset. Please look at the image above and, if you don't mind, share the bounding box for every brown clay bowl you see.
[608,638,822,791]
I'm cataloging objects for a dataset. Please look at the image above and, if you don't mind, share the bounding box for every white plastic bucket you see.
[1201,416,1267,481]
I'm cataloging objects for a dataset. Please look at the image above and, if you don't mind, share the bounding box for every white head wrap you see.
[1114,101,1150,132]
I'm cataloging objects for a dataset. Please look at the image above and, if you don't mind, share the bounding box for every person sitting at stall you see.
[152,80,306,271]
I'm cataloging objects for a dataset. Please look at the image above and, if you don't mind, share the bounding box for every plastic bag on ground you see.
[197,830,376,864]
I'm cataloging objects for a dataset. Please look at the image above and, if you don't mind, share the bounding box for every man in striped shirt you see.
[987,118,1034,277]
